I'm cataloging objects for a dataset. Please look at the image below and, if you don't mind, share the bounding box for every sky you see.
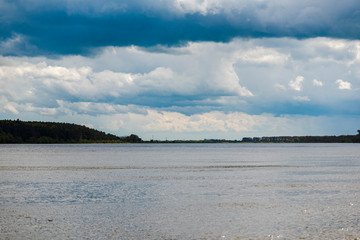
[1,0,360,140]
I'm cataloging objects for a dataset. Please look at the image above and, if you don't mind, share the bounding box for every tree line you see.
[242,130,360,143]
[1,119,358,144]
[0,120,142,143]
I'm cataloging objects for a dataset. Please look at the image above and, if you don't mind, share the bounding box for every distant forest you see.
[0,120,142,143]
[241,131,360,143]
[0,119,359,144]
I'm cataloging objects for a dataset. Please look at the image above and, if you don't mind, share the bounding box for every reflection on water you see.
[1,143,360,239]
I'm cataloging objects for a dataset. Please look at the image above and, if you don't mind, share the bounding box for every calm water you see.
[1,143,359,239]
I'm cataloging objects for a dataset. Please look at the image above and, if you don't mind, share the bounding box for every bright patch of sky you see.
[1,0,359,139]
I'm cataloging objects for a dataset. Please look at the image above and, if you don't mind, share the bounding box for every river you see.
[1,143,359,239]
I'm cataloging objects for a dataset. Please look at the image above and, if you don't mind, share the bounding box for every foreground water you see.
[0,143,359,239]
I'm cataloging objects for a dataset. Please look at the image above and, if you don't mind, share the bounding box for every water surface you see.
[1,143,359,239]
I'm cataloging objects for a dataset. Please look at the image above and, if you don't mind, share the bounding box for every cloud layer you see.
[1,0,360,56]
[1,37,359,139]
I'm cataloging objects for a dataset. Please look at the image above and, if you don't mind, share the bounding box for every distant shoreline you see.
[0,120,142,144]
[1,120,359,144]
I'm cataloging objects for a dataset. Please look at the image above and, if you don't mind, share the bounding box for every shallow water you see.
[1,143,359,239]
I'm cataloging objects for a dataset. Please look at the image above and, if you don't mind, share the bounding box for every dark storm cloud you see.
[1,0,359,56]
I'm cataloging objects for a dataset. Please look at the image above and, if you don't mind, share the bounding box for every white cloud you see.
[4,103,19,115]
[336,79,352,90]
[140,110,263,132]
[56,100,148,116]
[0,33,38,56]
[0,96,59,116]
[289,76,304,91]
[313,79,323,86]
[293,96,310,102]
[238,47,290,65]
[39,108,57,116]
[174,0,223,15]
[0,62,187,103]
[100,110,290,139]
[0,45,256,108]
[180,41,254,97]
[213,56,254,97]
[291,38,360,66]
[274,83,287,91]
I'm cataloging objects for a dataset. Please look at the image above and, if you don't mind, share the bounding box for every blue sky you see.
[1,0,359,140]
